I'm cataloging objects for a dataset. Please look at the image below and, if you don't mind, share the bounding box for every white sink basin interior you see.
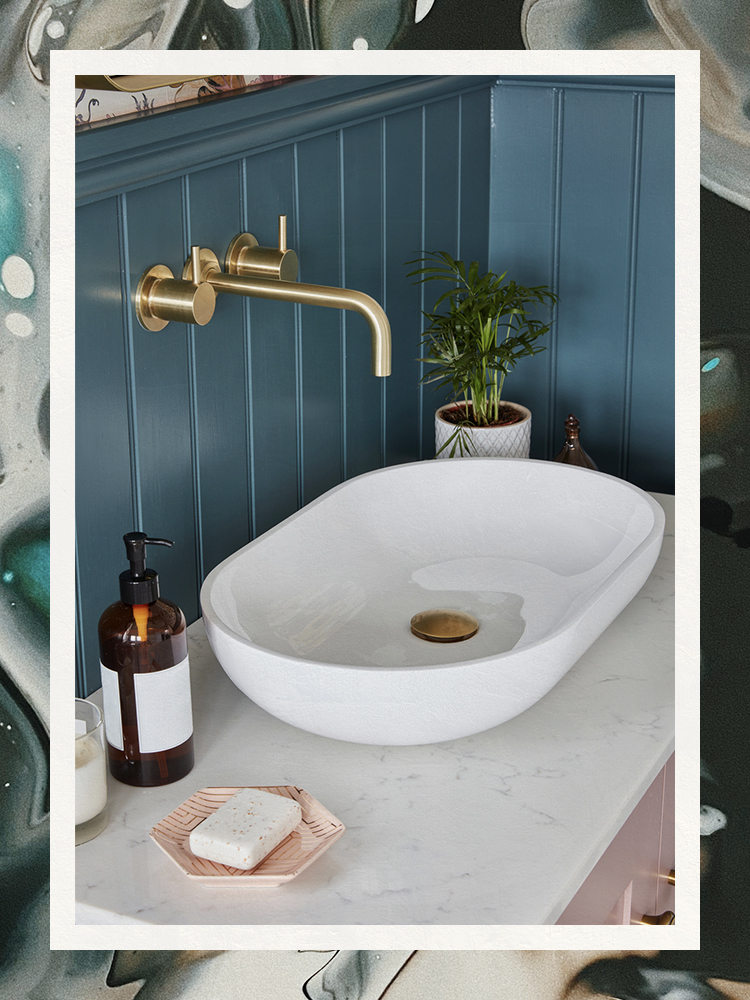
[201,459,665,745]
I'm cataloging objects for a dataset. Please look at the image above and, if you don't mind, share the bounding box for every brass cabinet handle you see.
[639,910,675,924]
[667,869,675,885]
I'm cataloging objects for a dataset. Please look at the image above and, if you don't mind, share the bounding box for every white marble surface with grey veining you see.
[75,495,674,927]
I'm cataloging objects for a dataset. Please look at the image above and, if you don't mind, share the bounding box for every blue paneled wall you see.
[489,77,675,485]
[75,75,674,696]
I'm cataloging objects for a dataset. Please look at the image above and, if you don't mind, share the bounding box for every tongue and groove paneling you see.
[75,75,674,695]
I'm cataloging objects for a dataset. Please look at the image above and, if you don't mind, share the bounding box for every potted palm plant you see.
[407,251,558,458]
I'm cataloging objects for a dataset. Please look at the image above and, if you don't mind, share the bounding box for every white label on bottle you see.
[133,656,193,754]
[100,663,124,751]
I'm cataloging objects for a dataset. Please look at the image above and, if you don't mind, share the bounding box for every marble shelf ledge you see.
[75,495,675,928]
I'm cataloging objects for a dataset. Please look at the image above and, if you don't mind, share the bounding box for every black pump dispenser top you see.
[119,532,173,605]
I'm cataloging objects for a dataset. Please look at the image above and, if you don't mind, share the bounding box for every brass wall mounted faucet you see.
[134,217,391,377]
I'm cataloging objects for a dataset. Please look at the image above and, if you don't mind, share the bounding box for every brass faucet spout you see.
[207,271,391,377]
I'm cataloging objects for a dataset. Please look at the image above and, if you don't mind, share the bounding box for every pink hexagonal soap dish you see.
[150,785,345,887]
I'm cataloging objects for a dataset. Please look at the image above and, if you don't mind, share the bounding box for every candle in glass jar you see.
[75,732,107,826]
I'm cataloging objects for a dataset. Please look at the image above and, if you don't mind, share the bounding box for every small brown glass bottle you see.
[98,533,194,787]
[553,413,598,470]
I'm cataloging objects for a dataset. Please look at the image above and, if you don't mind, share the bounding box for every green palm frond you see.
[406,250,558,430]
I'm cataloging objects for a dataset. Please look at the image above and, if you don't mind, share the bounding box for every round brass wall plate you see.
[181,247,221,284]
[410,609,479,642]
[135,264,173,331]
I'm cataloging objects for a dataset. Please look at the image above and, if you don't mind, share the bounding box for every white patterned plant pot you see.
[434,402,531,459]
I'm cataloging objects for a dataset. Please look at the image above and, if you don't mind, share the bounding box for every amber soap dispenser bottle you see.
[98,533,194,787]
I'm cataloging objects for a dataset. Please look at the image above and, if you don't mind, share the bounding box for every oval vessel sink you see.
[201,459,665,745]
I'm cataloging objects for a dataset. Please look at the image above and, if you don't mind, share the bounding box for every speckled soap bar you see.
[188,789,302,870]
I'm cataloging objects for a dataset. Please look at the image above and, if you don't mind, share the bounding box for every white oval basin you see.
[201,459,665,745]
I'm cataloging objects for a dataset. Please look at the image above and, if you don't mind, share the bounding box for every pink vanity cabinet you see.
[557,753,675,925]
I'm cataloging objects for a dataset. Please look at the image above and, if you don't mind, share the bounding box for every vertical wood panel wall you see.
[489,79,675,484]
[75,75,674,696]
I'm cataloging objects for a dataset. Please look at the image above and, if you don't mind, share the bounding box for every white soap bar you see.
[189,789,302,870]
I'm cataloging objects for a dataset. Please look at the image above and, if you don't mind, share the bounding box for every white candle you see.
[75,733,107,826]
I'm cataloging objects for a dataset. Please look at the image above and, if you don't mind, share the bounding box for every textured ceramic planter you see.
[434,401,531,459]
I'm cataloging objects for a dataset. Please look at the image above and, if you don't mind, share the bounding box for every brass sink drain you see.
[410,609,479,642]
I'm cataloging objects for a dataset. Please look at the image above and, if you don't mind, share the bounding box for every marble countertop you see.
[75,495,674,927]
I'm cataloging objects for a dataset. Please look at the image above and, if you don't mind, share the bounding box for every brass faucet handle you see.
[181,246,221,285]
[639,910,675,925]
[224,215,299,282]
[135,259,216,331]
